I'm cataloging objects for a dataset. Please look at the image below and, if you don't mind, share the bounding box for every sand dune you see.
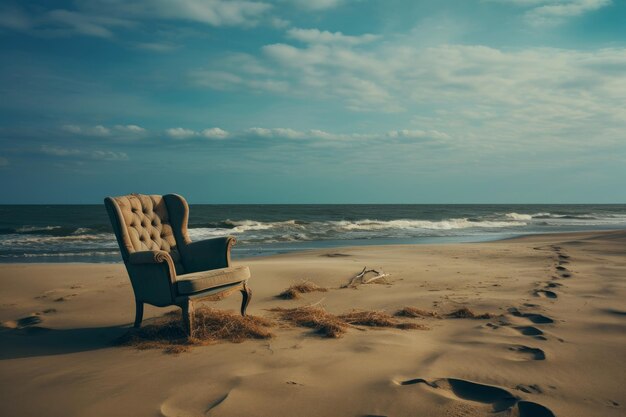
[0,230,625,416]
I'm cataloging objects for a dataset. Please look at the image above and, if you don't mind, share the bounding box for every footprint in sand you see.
[508,345,546,361]
[533,289,558,299]
[509,308,554,324]
[513,326,547,340]
[398,378,555,417]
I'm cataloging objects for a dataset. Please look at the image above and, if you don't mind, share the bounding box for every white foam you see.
[15,225,61,233]
[19,251,117,258]
[224,219,301,232]
[330,218,525,231]
[505,213,533,221]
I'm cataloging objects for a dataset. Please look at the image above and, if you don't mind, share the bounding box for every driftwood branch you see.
[342,266,390,288]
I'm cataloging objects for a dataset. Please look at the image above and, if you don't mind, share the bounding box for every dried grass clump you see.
[270,306,429,337]
[338,310,397,327]
[339,310,430,331]
[394,307,441,319]
[270,306,347,338]
[115,307,274,354]
[446,307,494,319]
[277,281,328,300]
[192,308,274,342]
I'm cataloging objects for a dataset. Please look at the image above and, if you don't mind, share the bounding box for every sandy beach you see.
[0,230,624,417]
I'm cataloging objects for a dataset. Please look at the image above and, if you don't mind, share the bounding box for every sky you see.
[0,0,625,204]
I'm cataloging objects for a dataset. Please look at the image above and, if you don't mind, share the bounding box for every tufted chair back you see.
[105,193,187,274]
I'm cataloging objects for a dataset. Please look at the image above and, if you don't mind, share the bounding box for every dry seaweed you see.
[446,307,494,319]
[277,281,328,300]
[394,307,441,319]
[340,310,430,330]
[338,310,398,327]
[115,307,274,353]
[270,306,347,338]
[271,306,429,337]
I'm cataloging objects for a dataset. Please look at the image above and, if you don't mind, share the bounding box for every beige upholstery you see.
[176,266,251,295]
[104,193,252,334]
[112,194,177,253]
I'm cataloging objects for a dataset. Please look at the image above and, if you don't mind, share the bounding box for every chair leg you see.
[240,282,252,316]
[181,300,195,337]
[134,300,144,328]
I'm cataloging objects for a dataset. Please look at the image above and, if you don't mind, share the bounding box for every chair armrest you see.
[128,250,173,265]
[126,250,177,306]
[181,236,236,273]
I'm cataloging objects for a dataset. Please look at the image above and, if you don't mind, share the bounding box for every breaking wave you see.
[2,205,625,261]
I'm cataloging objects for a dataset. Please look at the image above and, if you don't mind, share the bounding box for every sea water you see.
[1,204,625,263]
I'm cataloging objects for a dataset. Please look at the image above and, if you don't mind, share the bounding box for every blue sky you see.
[0,0,624,203]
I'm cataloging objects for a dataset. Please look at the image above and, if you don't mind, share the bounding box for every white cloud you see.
[165,127,198,139]
[201,127,230,139]
[134,42,179,52]
[284,0,348,10]
[41,145,128,161]
[192,37,626,149]
[0,6,134,38]
[62,124,146,138]
[114,124,146,134]
[0,0,272,38]
[144,0,272,27]
[387,130,450,140]
[61,124,111,136]
[89,150,129,160]
[488,0,612,25]
[247,127,306,139]
[194,33,626,125]
[243,127,448,141]
[526,0,611,25]
[93,125,110,136]
[287,28,378,45]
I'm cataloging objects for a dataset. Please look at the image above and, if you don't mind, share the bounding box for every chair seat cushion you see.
[175,266,250,295]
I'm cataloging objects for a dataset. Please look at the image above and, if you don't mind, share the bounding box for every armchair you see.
[104,193,251,335]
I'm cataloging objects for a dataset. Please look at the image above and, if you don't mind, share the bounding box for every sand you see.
[0,230,625,417]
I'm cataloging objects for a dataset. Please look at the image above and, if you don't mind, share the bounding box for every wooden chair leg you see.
[240,282,252,316]
[181,300,195,337]
[134,300,144,328]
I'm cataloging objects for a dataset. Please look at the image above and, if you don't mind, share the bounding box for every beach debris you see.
[339,310,428,330]
[115,307,274,354]
[342,267,390,288]
[277,281,328,299]
[394,307,441,319]
[270,306,347,338]
[270,306,428,338]
[446,307,494,319]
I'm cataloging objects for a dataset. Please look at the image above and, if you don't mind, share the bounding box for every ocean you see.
[1,204,625,263]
